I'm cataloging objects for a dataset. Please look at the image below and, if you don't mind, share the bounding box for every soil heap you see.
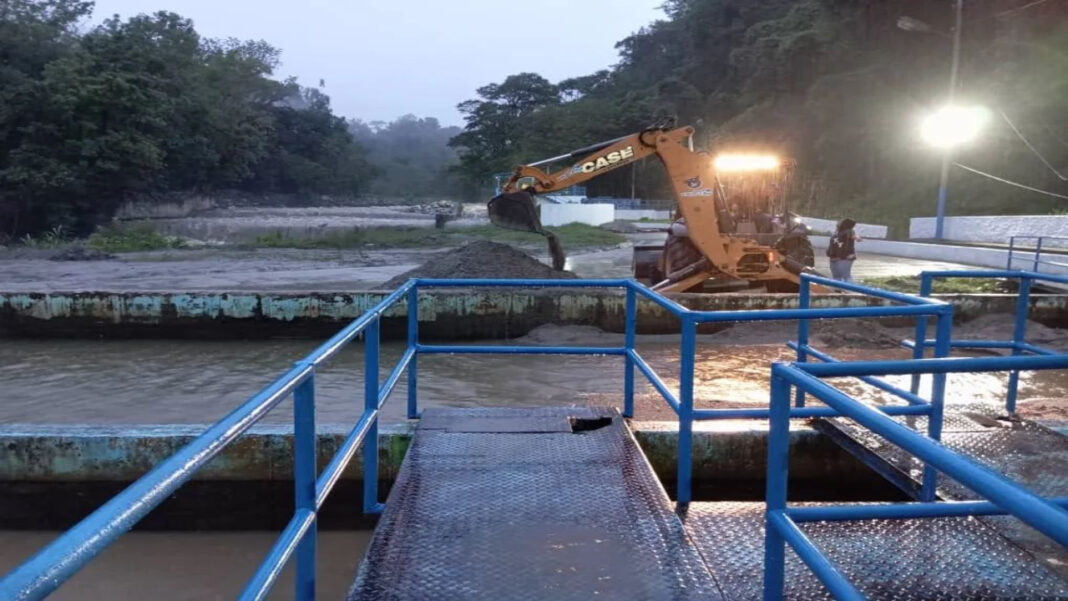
[383,240,576,288]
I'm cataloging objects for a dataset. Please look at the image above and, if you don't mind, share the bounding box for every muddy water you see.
[0,531,370,601]
[3,335,1065,424]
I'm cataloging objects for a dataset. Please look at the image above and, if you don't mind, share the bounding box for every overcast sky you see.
[88,0,664,126]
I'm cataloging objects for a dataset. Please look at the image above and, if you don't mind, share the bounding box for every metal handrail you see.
[1,275,954,600]
[913,269,1068,412]
[0,279,418,601]
[1007,235,1068,272]
[763,356,1068,601]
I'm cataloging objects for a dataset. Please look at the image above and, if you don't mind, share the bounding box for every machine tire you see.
[764,279,798,293]
[777,235,815,275]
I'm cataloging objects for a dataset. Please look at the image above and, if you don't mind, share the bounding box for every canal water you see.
[0,531,371,601]
[2,327,1065,424]
[3,323,1067,598]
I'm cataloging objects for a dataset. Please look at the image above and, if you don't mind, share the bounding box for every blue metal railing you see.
[2,274,954,600]
[1007,235,1068,273]
[907,269,1068,413]
[763,355,1068,601]
[633,273,954,503]
[0,281,419,601]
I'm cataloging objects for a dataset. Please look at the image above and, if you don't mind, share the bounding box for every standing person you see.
[827,218,860,282]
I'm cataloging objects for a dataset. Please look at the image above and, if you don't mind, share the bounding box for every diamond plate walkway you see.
[347,406,1067,601]
[681,501,1068,601]
[347,407,724,601]
[815,406,1068,580]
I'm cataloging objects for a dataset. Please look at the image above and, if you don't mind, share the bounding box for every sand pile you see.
[955,313,1068,349]
[814,319,905,349]
[383,240,576,288]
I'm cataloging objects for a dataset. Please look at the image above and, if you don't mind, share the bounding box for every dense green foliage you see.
[350,115,463,199]
[451,0,1068,234]
[0,1,372,237]
[862,275,1012,294]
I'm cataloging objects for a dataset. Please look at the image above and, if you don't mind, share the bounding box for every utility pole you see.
[934,0,964,241]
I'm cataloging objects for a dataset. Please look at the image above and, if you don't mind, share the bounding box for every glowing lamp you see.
[713,154,781,172]
[920,105,989,149]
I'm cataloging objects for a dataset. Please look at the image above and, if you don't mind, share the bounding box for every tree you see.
[0,0,94,233]
[449,73,560,187]
[350,114,462,199]
[247,86,374,196]
[0,3,374,237]
[446,0,1068,230]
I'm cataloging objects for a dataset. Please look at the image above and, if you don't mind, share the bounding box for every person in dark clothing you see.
[827,218,860,281]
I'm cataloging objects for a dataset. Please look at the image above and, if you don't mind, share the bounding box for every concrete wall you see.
[811,235,1068,275]
[910,215,1068,243]
[801,217,888,239]
[539,203,615,226]
[616,209,672,221]
[0,422,892,528]
[2,289,1065,339]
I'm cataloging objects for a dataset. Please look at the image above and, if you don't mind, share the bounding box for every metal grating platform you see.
[682,501,1068,601]
[816,404,1068,578]
[348,407,724,601]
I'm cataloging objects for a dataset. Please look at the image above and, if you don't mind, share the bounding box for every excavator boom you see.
[488,123,814,292]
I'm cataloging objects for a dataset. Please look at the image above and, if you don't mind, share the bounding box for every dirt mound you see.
[514,324,623,346]
[956,313,1068,349]
[383,240,577,288]
[814,319,906,349]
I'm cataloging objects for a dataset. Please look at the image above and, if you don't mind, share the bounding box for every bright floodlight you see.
[921,105,990,149]
[714,154,781,172]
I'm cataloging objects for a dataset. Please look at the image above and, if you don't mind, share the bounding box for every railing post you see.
[623,285,636,418]
[1033,237,1044,272]
[407,284,419,419]
[363,319,382,514]
[794,277,810,408]
[763,370,791,601]
[911,274,934,394]
[677,317,696,505]
[293,373,317,601]
[1006,276,1032,414]
[921,308,953,501]
[1007,236,1015,270]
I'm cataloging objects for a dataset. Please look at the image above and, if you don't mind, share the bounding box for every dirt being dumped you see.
[383,240,576,288]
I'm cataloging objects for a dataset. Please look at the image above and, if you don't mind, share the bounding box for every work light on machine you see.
[713,154,781,172]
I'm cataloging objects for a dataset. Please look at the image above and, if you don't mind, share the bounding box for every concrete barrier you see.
[539,203,615,226]
[910,215,1068,243]
[2,289,1064,339]
[811,235,1068,275]
[616,209,671,221]
[802,217,887,239]
[0,422,896,528]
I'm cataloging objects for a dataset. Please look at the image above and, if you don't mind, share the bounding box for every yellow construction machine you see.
[488,121,816,292]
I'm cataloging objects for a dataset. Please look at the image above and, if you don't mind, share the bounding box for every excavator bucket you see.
[488,191,542,233]
[487,190,567,271]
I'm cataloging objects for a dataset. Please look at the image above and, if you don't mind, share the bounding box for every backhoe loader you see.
[488,121,816,293]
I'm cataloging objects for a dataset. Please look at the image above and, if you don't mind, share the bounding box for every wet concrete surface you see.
[0,247,432,292]
[0,232,979,293]
[0,530,370,601]
[144,204,490,244]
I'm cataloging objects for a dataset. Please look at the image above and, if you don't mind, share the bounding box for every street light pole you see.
[934,0,964,241]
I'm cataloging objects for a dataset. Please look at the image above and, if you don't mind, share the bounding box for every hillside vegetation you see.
[450,0,1068,235]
